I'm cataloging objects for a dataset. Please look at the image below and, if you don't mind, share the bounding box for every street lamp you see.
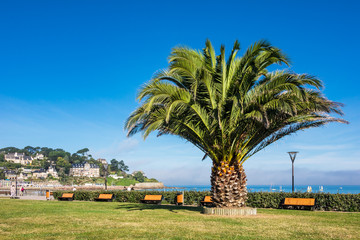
[15,168,19,197]
[103,165,109,191]
[287,152,298,193]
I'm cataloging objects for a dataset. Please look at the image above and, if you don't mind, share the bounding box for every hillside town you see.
[0,146,157,186]
[2,156,103,180]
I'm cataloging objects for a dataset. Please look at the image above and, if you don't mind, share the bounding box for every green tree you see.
[133,171,145,182]
[110,159,129,172]
[77,148,89,157]
[71,153,83,164]
[40,147,54,157]
[24,146,37,155]
[110,159,119,172]
[0,147,20,153]
[40,160,50,170]
[63,154,70,162]
[56,157,72,174]
[48,150,66,162]
[125,40,347,208]
[117,160,129,172]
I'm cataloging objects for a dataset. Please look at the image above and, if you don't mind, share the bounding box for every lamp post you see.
[287,152,298,193]
[103,165,109,191]
[15,169,18,197]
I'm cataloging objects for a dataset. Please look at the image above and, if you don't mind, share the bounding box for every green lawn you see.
[0,199,359,239]
[106,177,139,186]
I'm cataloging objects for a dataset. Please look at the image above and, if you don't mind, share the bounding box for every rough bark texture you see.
[210,161,247,208]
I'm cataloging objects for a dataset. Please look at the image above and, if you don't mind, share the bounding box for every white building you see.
[32,169,47,179]
[4,170,17,180]
[5,153,33,165]
[34,153,44,160]
[46,166,58,178]
[69,162,100,177]
[108,174,124,179]
[97,158,108,167]
[132,171,146,177]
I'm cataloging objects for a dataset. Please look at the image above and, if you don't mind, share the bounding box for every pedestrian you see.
[10,184,16,198]
[20,186,25,196]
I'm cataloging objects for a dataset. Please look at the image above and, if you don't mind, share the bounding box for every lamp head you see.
[287,151,298,162]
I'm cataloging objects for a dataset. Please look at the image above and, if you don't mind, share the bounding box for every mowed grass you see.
[0,199,359,240]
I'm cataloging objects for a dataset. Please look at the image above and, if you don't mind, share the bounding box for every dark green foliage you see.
[0,147,21,154]
[133,172,145,182]
[110,159,118,171]
[110,159,129,172]
[76,148,89,156]
[0,161,22,169]
[118,160,129,172]
[24,146,37,155]
[246,192,360,212]
[48,151,66,161]
[52,190,360,212]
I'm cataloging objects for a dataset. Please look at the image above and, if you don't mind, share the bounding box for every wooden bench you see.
[94,194,114,202]
[282,198,315,210]
[200,196,214,207]
[176,194,184,206]
[141,195,163,205]
[58,193,74,201]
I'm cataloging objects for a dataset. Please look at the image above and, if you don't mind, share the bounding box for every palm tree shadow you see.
[115,203,203,213]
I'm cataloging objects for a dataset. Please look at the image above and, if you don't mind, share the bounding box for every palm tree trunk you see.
[210,161,247,208]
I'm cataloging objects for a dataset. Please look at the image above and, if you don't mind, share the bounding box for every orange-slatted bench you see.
[282,198,315,210]
[58,193,74,201]
[95,194,114,202]
[141,195,163,204]
[176,194,184,205]
[200,196,214,207]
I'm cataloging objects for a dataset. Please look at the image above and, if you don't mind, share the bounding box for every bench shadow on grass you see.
[115,203,203,213]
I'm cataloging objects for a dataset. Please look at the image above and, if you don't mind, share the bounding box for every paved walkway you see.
[0,195,53,200]
[19,195,48,200]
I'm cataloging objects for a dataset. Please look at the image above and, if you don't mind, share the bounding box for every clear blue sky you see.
[1,0,359,185]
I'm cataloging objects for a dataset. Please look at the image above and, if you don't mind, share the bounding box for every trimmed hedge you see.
[53,190,360,212]
[247,192,360,212]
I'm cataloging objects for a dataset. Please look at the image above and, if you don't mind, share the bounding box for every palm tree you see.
[125,40,347,208]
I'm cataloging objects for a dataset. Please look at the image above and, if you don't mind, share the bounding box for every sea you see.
[167,185,360,194]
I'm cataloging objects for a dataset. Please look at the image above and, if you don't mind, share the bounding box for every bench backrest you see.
[98,194,113,199]
[284,198,315,206]
[62,193,74,198]
[203,196,212,202]
[176,194,184,203]
[144,195,162,201]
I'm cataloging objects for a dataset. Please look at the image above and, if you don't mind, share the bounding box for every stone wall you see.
[134,182,164,189]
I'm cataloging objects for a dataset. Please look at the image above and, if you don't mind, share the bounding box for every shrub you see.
[246,192,360,212]
[52,190,360,212]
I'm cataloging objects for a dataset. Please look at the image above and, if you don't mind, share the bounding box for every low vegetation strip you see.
[247,192,360,212]
[52,191,360,212]
[0,199,359,240]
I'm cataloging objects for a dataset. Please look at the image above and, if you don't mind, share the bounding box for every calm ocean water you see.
[168,185,360,194]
